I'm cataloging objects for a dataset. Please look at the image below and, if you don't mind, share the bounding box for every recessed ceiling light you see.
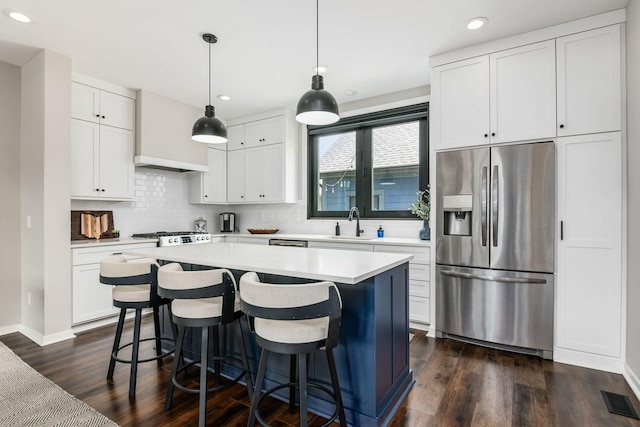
[217,94,231,101]
[313,65,329,74]
[3,9,33,24]
[344,89,357,96]
[467,17,488,30]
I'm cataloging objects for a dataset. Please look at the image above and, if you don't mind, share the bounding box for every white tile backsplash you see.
[71,167,426,239]
[70,167,217,237]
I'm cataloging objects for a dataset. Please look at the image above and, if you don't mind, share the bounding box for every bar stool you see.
[157,263,254,427]
[239,272,347,427]
[99,255,174,398]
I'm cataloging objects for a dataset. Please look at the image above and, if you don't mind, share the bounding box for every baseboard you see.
[19,325,76,346]
[553,348,625,373]
[0,324,20,337]
[624,363,640,402]
[409,321,429,333]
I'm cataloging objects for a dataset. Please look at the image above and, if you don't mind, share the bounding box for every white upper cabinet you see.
[227,124,246,151]
[556,25,622,136]
[189,147,227,204]
[431,55,489,150]
[227,149,246,202]
[244,116,285,148]
[432,40,556,150]
[72,82,135,130]
[71,119,134,200]
[490,40,556,144]
[244,144,285,202]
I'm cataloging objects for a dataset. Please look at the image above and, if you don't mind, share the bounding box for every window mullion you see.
[358,128,372,217]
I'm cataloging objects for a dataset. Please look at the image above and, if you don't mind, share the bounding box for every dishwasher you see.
[268,239,308,248]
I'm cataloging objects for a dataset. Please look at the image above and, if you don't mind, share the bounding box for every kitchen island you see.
[127,243,413,427]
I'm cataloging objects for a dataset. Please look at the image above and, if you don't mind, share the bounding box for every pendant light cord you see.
[316,0,319,77]
[208,40,212,105]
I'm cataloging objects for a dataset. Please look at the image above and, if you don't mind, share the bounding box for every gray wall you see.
[626,3,640,383]
[0,61,21,330]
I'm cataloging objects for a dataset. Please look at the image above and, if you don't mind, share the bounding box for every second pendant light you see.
[296,0,340,125]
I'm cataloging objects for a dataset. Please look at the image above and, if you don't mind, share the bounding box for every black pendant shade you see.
[296,75,340,125]
[295,0,340,126]
[192,105,227,144]
[192,33,228,144]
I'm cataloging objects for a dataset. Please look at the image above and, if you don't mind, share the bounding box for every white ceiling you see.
[0,0,629,120]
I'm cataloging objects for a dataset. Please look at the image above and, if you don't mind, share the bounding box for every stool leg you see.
[235,318,254,399]
[199,326,209,427]
[249,348,269,427]
[129,308,143,398]
[289,354,296,414]
[165,325,185,410]
[213,325,221,385]
[298,354,308,427]
[108,308,126,380]
[327,348,347,427]
[153,306,162,365]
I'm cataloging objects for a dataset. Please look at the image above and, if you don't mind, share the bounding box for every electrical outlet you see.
[26,215,31,229]
[27,292,31,306]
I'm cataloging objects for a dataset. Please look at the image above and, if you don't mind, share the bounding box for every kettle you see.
[220,212,235,233]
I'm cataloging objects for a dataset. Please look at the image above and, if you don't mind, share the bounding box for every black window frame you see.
[307,103,429,219]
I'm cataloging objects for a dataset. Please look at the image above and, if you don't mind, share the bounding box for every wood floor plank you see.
[3,317,640,426]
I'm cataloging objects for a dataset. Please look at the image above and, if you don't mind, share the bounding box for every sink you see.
[329,235,377,241]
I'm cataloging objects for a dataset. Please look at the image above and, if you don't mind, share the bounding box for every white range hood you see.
[135,90,213,173]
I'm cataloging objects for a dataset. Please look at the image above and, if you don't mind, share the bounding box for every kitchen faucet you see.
[348,206,363,237]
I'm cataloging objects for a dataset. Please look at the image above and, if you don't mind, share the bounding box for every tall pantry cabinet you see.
[430,19,625,372]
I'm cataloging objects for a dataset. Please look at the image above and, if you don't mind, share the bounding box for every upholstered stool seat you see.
[99,255,174,398]
[158,263,253,427]
[240,272,347,427]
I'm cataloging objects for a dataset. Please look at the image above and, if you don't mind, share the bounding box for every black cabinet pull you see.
[101,189,105,192]
[484,134,488,138]
[560,221,564,240]
[559,124,565,129]
[95,114,100,118]
[491,132,496,137]
[95,188,100,192]
[101,115,105,119]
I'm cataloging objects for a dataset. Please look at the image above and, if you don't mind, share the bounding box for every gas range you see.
[132,231,212,247]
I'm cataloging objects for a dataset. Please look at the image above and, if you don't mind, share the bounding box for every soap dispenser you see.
[335,222,341,236]
[377,225,384,238]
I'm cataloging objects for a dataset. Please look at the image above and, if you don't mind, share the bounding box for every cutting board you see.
[70,210,115,240]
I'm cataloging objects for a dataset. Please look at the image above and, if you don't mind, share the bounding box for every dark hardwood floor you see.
[2,316,639,426]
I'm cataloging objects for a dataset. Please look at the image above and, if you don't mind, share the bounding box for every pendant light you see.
[192,33,228,144]
[295,0,340,125]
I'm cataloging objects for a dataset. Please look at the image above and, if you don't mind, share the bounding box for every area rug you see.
[0,341,118,427]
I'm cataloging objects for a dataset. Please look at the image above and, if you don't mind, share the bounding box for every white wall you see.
[20,50,73,343]
[0,61,21,332]
[626,2,640,396]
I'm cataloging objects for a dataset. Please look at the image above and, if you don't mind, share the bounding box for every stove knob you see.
[169,238,175,243]
[196,236,200,241]
[206,235,210,241]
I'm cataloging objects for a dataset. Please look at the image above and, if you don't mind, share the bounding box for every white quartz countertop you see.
[216,232,430,247]
[126,242,413,285]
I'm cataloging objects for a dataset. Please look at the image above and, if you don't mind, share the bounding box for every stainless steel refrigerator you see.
[435,141,555,359]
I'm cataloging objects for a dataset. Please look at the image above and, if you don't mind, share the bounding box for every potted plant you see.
[112,229,120,238]
[410,185,431,240]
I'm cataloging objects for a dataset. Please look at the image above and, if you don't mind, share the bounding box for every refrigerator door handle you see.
[441,270,547,284]
[481,166,488,246]
[492,165,499,247]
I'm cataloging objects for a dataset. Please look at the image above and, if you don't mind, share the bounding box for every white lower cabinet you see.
[307,241,374,252]
[556,132,622,363]
[374,245,430,326]
[71,242,157,325]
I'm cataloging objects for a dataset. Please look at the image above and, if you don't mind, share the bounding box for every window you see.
[308,103,428,219]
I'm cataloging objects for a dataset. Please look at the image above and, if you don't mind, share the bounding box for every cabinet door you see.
[227,149,245,202]
[490,40,556,143]
[99,126,134,199]
[71,119,100,198]
[227,124,245,150]
[431,56,489,150]
[202,147,227,203]
[72,263,118,324]
[99,91,135,130]
[71,82,100,124]
[556,132,622,357]
[244,116,285,148]
[262,144,285,202]
[557,25,622,136]
[244,146,266,201]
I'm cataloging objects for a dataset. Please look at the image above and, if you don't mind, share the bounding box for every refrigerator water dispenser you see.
[443,195,472,236]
